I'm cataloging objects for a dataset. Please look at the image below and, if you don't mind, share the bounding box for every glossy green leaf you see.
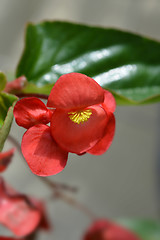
[16,21,160,105]
[0,72,7,91]
[0,92,18,151]
[116,219,160,240]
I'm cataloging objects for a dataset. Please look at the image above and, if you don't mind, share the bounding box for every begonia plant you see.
[0,20,160,240]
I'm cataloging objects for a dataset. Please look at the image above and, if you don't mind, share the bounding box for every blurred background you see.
[0,0,160,239]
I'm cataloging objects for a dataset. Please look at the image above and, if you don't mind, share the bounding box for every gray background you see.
[0,0,160,239]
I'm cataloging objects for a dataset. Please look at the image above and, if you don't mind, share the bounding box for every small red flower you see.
[14,73,116,176]
[83,219,141,240]
[0,177,49,237]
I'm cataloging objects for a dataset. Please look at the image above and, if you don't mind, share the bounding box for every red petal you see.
[51,105,108,154]
[14,97,52,129]
[84,219,141,240]
[0,148,15,173]
[87,114,115,155]
[21,124,68,176]
[102,90,116,113]
[47,73,104,110]
[0,178,41,237]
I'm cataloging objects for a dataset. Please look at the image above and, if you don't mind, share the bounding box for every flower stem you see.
[56,191,96,220]
[40,177,96,220]
[38,176,78,193]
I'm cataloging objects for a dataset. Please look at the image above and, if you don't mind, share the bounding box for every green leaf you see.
[16,21,160,105]
[0,92,18,151]
[0,72,7,91]
[116,219,160,240]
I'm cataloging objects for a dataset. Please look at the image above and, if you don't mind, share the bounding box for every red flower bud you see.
[4,76,27,94]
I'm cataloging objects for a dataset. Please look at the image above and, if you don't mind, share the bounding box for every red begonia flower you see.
[83,219,141,240]
[0,177,49,237]
[0,148,15,173]
[14,73,116,176]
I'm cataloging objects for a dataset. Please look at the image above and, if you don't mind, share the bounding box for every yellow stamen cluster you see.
[68,109,92,124]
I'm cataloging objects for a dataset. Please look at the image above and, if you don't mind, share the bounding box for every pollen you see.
[68,109,92,124]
